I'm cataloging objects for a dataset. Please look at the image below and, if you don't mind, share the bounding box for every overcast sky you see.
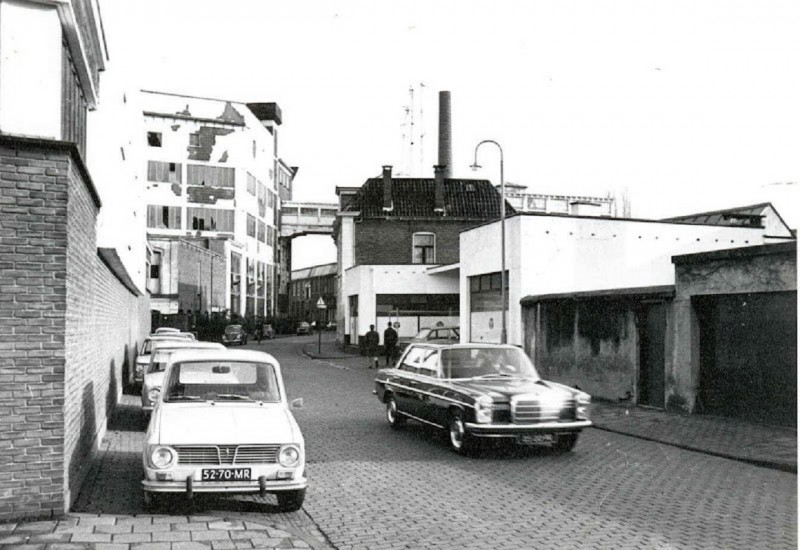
[99,0,799,269]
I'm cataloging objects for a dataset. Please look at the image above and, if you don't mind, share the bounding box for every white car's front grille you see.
[174,445,281,465]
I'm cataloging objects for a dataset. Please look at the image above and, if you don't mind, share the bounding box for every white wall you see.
[461,214,769,345]
[0,0,62,139]
[343,264,459,343]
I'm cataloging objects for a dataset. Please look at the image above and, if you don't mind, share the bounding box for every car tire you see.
[553,432,579,452]
[276,488,305,512]
[448,410,477,455]
[386,396,406,429]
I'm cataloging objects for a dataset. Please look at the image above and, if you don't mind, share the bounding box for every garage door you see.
[695,291,797,427]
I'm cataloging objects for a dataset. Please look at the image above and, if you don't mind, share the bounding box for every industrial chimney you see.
[437,91,452,179]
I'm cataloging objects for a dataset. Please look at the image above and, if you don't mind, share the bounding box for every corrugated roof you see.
[343,178,513,219]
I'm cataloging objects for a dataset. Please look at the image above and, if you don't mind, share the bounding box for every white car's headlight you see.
[147,388,161,405]
[135,363,144,374]
[148,445,176,469]
[474,395,493,424]
[278,445,301,467]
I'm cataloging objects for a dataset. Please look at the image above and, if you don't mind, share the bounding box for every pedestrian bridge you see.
[280,201,338,238]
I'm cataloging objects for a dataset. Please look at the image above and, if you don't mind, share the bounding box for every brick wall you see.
[0,137,150,521]
[0,142,70,521]
[354,219,481,265]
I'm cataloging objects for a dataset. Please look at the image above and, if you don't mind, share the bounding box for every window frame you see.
[412,232,436,264]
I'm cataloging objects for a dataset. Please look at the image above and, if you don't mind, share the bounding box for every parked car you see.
[141,349,307,512]
[134,335,193,387]
[296,322,311,335]
[154,327,182,335]
[222,324,247,346]
[374,343,592,455]
[141,341,226,415]
[325,321,337,332]
[411,326,460,343]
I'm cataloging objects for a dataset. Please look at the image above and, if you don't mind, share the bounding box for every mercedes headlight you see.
[474,395,493,424]
[278,445,301,467]
[576,392,591,420]
[148,445,175,469]
[147,388,161,405]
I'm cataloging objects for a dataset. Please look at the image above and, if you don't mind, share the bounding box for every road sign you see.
[316,297,327,309]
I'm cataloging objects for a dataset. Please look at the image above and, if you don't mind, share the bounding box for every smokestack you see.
[382,165,393,211]
[434,165,446,213]
[438,91,452,179]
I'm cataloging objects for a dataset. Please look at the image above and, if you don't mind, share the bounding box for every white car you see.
[142,349,307,512]
[134,335,193,386]
[141,341,226,414]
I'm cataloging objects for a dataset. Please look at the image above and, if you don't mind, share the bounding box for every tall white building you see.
[140,91,295,318]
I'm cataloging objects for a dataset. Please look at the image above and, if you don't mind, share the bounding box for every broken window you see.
[147,132,162,147]
[147,205,181,229]
[148,161,182,183]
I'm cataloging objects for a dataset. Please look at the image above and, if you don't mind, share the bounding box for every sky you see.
[99,0,799,269]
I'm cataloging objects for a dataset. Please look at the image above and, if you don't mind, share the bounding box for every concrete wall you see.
[525,301,640,401]
[0,139,149,520]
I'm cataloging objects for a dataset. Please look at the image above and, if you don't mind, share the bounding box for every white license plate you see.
[201,468,251,481]
[518,434,553,445]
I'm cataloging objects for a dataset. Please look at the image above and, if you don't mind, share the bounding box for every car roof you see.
[152,341,225,351]
[146,334,190,342]
[154,327,181,333]
[167,348,280,365]
[407,342,518,350]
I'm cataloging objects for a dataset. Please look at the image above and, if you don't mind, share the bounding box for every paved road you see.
[277,336,796,550]
[67,336,796,550]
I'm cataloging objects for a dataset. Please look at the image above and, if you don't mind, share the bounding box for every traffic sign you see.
[316,297,327,309]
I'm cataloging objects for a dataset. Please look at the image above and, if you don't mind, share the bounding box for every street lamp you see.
[470,140,506,344]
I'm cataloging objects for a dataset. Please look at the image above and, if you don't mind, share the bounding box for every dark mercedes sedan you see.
[374,343,591,454]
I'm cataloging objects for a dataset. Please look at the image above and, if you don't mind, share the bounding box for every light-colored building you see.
[141,91,296,318]
[459,207,795,420]
[500,183,616,218]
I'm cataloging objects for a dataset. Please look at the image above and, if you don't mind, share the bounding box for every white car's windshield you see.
[163,361,280,402]
[440,347,540,380]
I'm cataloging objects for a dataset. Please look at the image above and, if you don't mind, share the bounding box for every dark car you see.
[296,322,311,335]
[374,343,591,455]
[221,324,247,346]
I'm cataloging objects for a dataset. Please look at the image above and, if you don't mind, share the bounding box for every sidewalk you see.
[303,341,797,473]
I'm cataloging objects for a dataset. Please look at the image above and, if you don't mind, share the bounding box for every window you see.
[187,207,234,232]
[147,161,182,183]
[187,164,235,187]
[412,233,435,264]
[147,132,162,147]
[189,133,200,147]
[147,205,182,229]
[247,172,257,195]
[246,214,256,238]
[150,265,161,279]
[257,220,266,243]
[469,271,509,313]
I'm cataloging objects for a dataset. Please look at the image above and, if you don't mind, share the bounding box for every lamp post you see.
[470,140,506,344]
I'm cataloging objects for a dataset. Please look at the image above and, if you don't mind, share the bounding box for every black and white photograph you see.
[0,1,797,548]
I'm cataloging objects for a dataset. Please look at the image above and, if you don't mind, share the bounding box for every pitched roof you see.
[342,177,514,219]
[291,262,337,280]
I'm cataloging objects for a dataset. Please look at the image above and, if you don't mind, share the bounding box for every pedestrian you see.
[383,322,398,366]
[364,324,380,369]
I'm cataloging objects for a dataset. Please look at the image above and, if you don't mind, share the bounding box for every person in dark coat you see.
[383,322,399,366]
[364,324,380,369]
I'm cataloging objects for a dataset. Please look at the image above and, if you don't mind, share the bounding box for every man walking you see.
[383,322,398,366]
[364,324,380,369]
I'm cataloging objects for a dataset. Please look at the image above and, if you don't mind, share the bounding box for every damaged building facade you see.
[460,206,796,425]
[141,92,296,319]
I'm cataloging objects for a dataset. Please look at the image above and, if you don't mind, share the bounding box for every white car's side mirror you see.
[290,398,304,410]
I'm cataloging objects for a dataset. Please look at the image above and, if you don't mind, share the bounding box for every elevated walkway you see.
[280,201,337,238]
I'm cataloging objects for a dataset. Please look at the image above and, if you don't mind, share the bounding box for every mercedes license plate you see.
[201,468,251,481]
[518,434,553,445]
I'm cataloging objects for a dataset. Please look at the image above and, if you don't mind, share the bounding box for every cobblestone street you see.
[2,336,796,550]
